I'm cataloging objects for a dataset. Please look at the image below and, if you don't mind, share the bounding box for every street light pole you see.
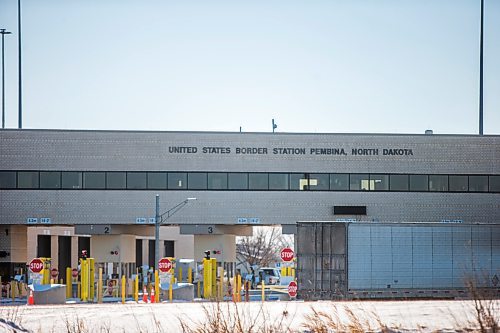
[154,195,196,272]
[1,29,12,129]
[155,194,160,273]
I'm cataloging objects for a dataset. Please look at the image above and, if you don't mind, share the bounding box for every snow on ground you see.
[0,299,497,332]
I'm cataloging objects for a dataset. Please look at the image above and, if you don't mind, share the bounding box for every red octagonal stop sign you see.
[158,257,172,273]
[288,281,298,298]
[29,258,44,273]
[280,248,294,262]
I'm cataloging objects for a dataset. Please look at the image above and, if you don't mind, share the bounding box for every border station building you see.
[0,129,499,295]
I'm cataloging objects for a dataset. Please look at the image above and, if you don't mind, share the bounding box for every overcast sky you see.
[0,0,499,134]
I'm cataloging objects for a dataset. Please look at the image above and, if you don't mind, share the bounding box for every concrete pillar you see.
[51,235,58,271]
[71,236,79,268]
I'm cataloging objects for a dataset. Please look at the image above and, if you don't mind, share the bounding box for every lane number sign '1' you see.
[280,248,294,262]
[29,258,44,273]
[158,257,172,273]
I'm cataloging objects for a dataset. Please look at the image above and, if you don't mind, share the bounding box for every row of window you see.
[0,171,499,193]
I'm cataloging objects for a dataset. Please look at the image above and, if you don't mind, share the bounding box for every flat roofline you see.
[297,221,500,225]
[1,128,499,138]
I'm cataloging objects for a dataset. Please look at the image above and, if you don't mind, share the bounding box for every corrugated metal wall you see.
[348,223,500,291]
[297,222,500,299]
[296,222,347,300]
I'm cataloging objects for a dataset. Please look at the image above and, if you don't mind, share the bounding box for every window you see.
[350,174,369,191]
[147,172,167,189]
[429,175,448,191]
[208,173,227,190]
[369,174,389,191]
[334,206,367,215]
[228,173,247,190]
[62,172,82,189]
[83,172,105,189]
[290,173,308,190]
[0,171,16,188]
[309,174,329,191]
[127,172,146,189]
[490,176,500,192]
[410,175,428,191]
[330,174,348,191]
[449,175,468,192]
[469,175,488,192]
[269,173,289,190]
[188,173,207,190]
[40,171,61,189]
[18,171,39,189]
[106,172,126,189]
[168,173,187,189]
[390,174,408,191]
[249,173,268,190]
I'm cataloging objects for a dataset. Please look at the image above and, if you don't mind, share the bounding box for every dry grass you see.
[178,301,294,333]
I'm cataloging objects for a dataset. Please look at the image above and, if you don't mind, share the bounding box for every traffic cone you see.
[27,290,34,305]
[150,287,155,303]
[142,286,148,303]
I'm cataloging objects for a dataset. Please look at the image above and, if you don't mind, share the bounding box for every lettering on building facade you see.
[167,146,414,157]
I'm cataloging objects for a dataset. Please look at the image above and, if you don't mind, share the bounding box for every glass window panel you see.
[410,175,428,191]
[390,174,408,191]
[106,172,126,189]
[83,172,105,189]
[147,172,167,189]
[290,173,307,190]
[188,172,207,190]
[429,175,448,191]
[127,172,146,189]
[269,173,289,190]
[0,171,16,188]
[309,174,329,191]
[18,171,39,189]
[249,173,268,190]
[228,173,247,190]
[62,172,82,189]
[489,176,500,192]
[449,175,468,192]
[369,174,389,191]
[208,173,227,190]
[40,171,61,189]
[168,172,187,189]
[350,174,369,191]
[330,174,348,191]
[469,175,488,192]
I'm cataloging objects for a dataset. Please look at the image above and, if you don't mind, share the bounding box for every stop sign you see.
[158,257,172,273]
[288,281,298,298]
[280,248,294,262]
[29,258,44,273]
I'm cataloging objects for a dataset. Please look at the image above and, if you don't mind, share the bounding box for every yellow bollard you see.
[88,258,95,301]
[77,282,81,299]
[236,274,242,302]
[219,266,224,300]
[134,274,139,302]
[80,259,87,301]
[178,266,183,283]
[98,268,103,303]
[187,267,192,283]
[155,270,159,303]
[11,281,16,302]
[261,280,265,302]
[169,274,173,302]
[203,258,212,298]
[281,267,286,277]
[121,275,126,304]
[66,267,72,298]
[210,258,217,299]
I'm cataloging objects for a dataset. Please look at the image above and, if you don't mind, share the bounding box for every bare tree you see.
[236,226,293,271]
